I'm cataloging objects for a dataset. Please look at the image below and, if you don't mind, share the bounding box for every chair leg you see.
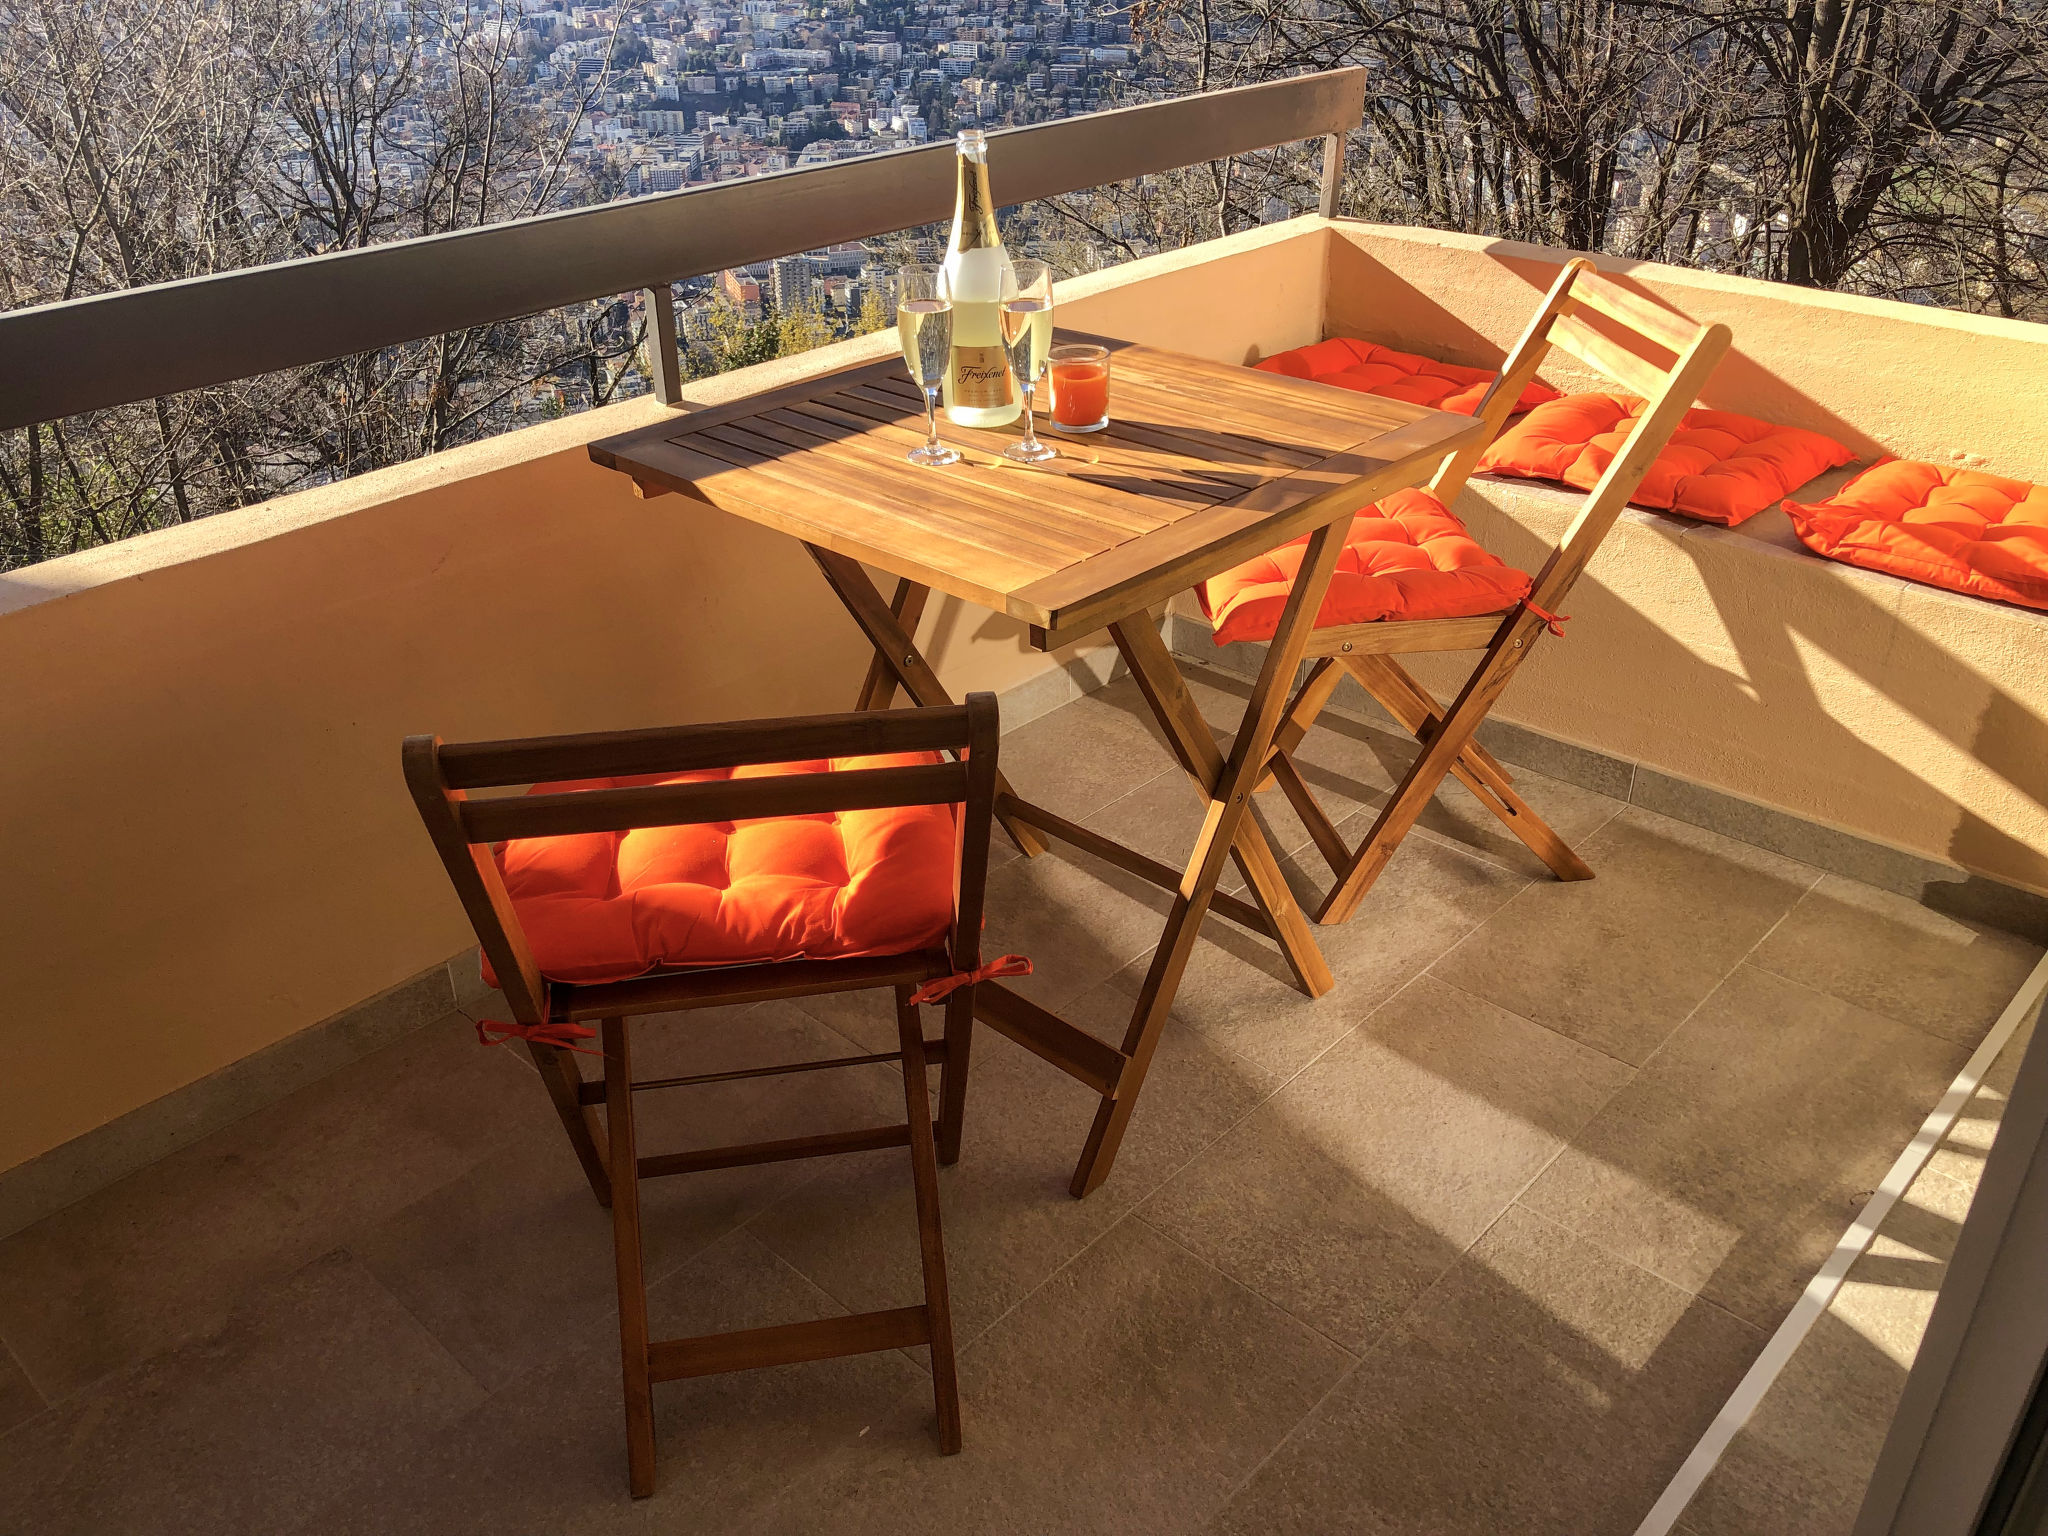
[935,988,973,1167]
[602,1017,657,1498]
[1341,654,1593,884]
[1318,618,1546,925]
[528,1040,611,1208]
[807,543,1046,859]
[1268,749,1353,878]
[1109,617,1334,999]
[895,987,962,1453]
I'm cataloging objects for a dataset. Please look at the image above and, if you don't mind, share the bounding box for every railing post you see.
[643,285,682,406]
[1319,132,1346,219]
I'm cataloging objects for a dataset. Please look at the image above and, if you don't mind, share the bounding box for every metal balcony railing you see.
[0,71,1365,431]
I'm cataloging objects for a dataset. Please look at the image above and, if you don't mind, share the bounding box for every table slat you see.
[588,331,1485,635]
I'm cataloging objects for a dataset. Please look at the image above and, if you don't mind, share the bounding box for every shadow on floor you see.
[0,670,2035,1536]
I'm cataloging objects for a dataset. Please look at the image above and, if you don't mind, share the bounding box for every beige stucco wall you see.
[0,220,1328,1176]
[1319,223,2048,895]
[9,213,2041,1175]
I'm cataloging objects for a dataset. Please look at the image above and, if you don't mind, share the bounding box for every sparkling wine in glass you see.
[897,265,960,467]
[1000,260,1057,463]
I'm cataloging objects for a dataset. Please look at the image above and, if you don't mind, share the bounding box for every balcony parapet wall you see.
[0,221,1330,1189]
[2,216,2043,1209]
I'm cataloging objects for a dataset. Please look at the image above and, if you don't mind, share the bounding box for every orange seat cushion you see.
[1477,392,1855,526]
[1784,460,2048,611]
[1255,338,1560,417]
[483,753,958,986]
[1200,486,1533,646]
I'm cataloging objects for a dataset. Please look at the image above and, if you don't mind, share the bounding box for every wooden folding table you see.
[588,332,1484,1196]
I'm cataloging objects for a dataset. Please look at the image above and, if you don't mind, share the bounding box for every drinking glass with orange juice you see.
[1047,343,1110,433]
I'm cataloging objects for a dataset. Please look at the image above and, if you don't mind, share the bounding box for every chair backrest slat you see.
[439,704,974,789]
[458,759,973,842]
[1567,270,1701,356]
[1527,324,1729,610]
[1425,256,1732,616]
[1428,257,1591,505]
[1546,312,1675,399]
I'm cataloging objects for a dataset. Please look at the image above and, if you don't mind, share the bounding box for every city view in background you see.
[487,0,1163,393]
[0,0,2039,570]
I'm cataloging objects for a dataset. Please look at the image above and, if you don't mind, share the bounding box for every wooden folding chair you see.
[403,696,1007,1497]
[1230,259,1733,923]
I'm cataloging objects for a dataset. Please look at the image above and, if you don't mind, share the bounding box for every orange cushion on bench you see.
[1784,460,2048,611]
[1255,338,1560,417]
[1478,392,1855,526]
[484,753,958,986]
[1200,486,1533,646]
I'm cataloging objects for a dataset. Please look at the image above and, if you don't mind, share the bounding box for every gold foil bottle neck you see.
[950,132,1000,253]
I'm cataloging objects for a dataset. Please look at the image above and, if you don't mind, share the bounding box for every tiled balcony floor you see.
[0,662,2039,1536]
[1676,1007,2030,1536]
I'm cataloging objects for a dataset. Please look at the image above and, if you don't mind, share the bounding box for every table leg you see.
[806,544,1047,858]
[856,577,930,711]
[1069,514,1351,1197]
[1108,618,1333,999]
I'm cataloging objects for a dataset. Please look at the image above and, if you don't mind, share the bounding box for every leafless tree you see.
[0,0,642,570]
[1102,0,2048,318]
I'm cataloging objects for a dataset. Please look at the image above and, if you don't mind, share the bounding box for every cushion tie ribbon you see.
[907,954,1033,1007]
[475,1017,604,1056]
[1522,600,1571,638]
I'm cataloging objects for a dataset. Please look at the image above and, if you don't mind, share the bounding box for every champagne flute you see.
[897,265,960,467]
[999,259,1057,464]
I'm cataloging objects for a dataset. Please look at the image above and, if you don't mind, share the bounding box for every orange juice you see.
[1048,346,1110,432]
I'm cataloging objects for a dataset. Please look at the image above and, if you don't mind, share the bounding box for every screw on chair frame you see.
[1246,258,1734,924]
[403,694,1000,1496]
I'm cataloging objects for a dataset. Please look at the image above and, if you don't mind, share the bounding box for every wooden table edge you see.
[1022,411,1487,647]
[587,340,1487,645]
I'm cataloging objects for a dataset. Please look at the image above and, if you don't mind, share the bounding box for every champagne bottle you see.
[940,130,1020,428]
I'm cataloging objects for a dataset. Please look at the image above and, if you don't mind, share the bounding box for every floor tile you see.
[1143,975,1633,1351]
[1183,665,1404,842]
[978,841,1178,1012]
[1108,832,1529,1091]
[745,1216,1354,1536]
[997,676,1183,825]
[292,1342,653,1536]
[349,1126,621,1396]
[304,1231,922,1536]
[1416,764,1628,881]
[786,980,903,1056]
[215,1009,540,1239]
[0,1136,323,1402]
[642,1230,931,1514]
[1431,807,1818,1065]
[1081,765,1264,899]
[619,999,909,1175]
[1922,1015,2034,1188]
[749,986,1267,1348]
[1680,1169,1972,1536]
[0,1250,484,1536]
[0,1338,42,1436]
[354,1001,906,1393]
[1751,874,2043,1048]
[1208,1205,1762,1536]
[1521,965,1966,1330]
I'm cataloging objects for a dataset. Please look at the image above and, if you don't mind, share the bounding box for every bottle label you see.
[952,346,1013,409]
